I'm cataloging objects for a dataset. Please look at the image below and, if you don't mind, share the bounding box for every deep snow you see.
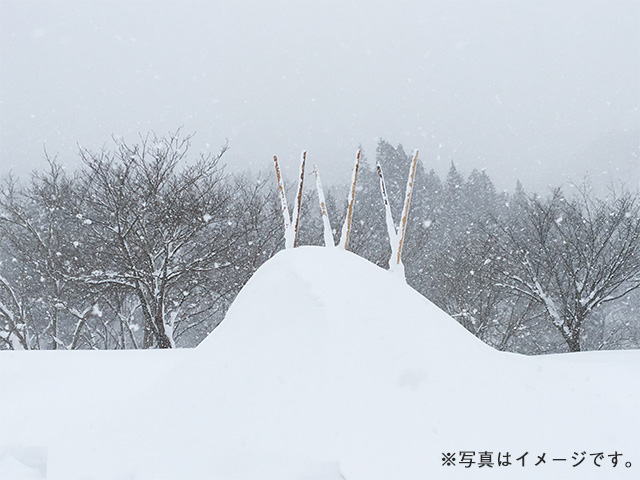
[1,246,639,479]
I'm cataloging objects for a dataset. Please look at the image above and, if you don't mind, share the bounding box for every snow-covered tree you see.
[74,132,238,348]
[0,161,101,349]
[493,186,640,352]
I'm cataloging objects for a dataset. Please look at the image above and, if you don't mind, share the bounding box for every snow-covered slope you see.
[1,246,639,479]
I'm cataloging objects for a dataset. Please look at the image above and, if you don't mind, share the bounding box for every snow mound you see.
[2,246,639,479]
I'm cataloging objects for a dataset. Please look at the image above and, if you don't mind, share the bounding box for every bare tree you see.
[0,252,30,350]
[75,131,236,348]
[492,186,640,352]
[0,161,98,349]
[0,133,291,350]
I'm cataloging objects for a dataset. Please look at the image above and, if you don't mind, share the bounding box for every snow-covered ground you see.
[1,246,638,479]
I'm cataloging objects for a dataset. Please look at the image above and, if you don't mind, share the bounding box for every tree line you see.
[1,132,639,353]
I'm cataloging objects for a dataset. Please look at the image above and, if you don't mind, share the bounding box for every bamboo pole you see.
[314,164,334,247]
[292,151,306,248]
[396,150,419,265]
[376,161,399,263]
[340,149,361,250]
[273,155,292,248]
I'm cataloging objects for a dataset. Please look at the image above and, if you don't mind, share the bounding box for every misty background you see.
[1,0,638,192]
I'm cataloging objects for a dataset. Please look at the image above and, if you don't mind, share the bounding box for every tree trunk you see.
[566,335,581,352]
[156,332,173,349]
[563,324,582,352]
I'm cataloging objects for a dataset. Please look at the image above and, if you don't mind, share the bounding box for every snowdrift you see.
[1,246,639,479]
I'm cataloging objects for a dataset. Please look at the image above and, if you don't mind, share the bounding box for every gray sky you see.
[1,0,638,193]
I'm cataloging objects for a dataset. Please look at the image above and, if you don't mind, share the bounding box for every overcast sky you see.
[1,0,638,193]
